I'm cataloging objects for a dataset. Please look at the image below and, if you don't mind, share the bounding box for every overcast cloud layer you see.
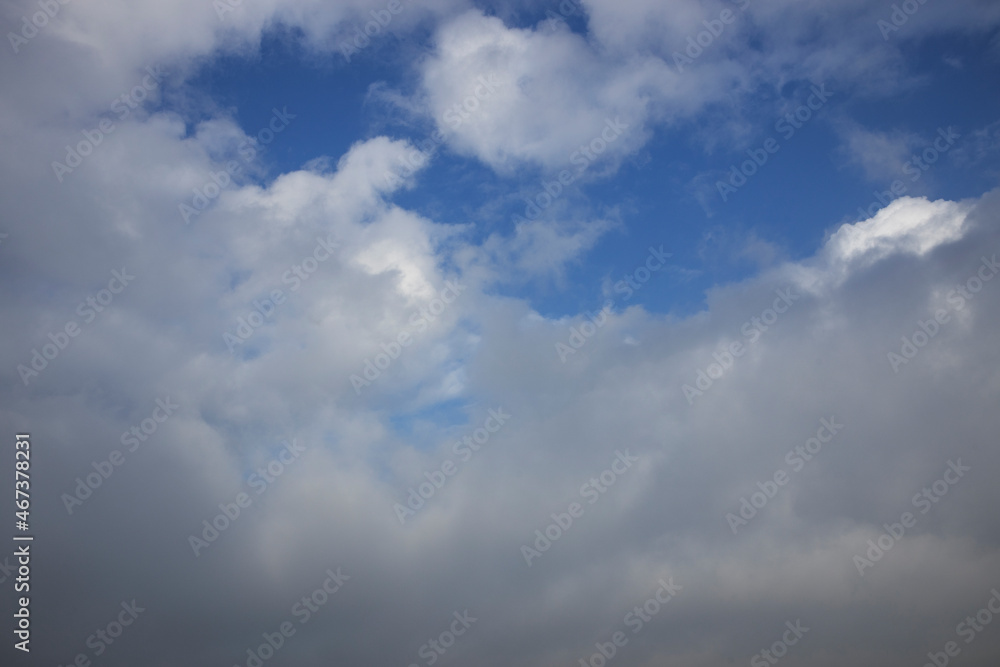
[1,1,1000,666]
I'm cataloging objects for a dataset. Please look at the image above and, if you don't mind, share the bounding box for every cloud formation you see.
[1,1,999,666]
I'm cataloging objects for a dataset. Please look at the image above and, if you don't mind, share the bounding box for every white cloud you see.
[417,9,732,173]
[824,196,971,272]
[3,2,1000,665]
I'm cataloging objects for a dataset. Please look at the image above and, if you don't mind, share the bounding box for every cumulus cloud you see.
[414,9,740,173]
[5,123,1000,663]
[2,1,1000,666]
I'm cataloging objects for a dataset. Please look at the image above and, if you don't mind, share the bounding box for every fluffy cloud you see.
[5,111,1000,663]
[415,9,738,173]
[2,2,1000,666]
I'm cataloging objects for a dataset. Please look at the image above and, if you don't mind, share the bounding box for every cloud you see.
[5,92,1000,662]
[415,9,736,173]
[836,122,924,183]
[3,2,1000,666]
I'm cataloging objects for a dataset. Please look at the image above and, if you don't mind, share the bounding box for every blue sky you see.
[3,1,1000,666]
[182,16,1000,322]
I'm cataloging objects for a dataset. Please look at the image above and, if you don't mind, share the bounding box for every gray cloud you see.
[1,2,1000,666]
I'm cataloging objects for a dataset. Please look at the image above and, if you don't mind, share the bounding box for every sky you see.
[1,0,1000,666]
